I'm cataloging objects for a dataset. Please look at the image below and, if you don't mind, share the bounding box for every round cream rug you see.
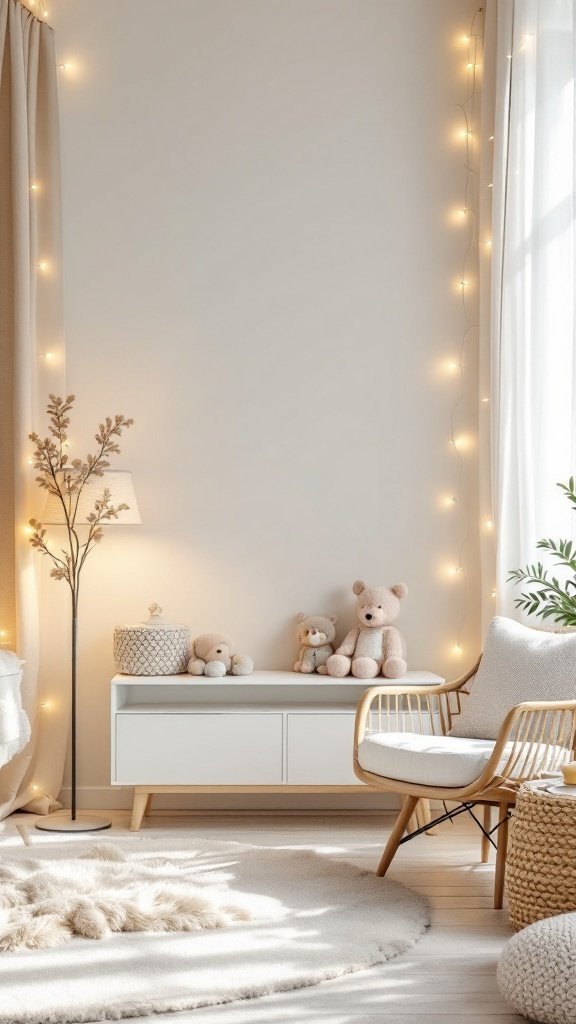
[0,834,428,1024]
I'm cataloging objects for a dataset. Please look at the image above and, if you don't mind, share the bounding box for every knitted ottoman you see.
[497,912,576,1024]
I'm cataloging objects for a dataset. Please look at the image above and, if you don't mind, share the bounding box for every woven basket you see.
[506,783,576,931]
[113,606,190,675]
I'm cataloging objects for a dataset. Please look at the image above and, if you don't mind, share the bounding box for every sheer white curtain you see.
[488,0,576,620]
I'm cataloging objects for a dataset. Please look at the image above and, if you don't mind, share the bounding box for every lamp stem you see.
[71,602,78,821]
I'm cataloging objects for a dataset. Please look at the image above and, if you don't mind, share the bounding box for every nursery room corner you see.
[1,1,575,1022]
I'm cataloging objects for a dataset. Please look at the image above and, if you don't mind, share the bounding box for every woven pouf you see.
[506,783,576,931]
[497,912,576,1024]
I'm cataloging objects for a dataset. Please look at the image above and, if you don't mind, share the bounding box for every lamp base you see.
[35,813,112,833]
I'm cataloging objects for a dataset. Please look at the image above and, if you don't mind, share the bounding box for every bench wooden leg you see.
[494,802,509,909]
[376,795,419,877]
[144,793,153,817]
[130,790,149,832]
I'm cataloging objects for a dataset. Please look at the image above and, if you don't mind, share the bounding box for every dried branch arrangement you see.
[28,395,134,610]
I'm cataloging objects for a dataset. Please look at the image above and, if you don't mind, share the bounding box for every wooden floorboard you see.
[1,810,523,1023]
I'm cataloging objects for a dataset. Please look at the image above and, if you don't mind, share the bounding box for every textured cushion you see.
[450,616,576,740]
[498,912,576,1024]
[357,731,568,788]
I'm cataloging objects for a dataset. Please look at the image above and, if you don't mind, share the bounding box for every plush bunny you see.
[294,613,337,674]
[326,581,408,679]
[188,633,253,678]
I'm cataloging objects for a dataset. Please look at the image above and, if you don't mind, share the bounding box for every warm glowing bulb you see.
[447,359,463,374]
[488,182,494,189]
[58,62,72,71]
[37,260,49,273]
[481,396,490,403]
[443,495,458,508]
[483,239,492,247]
[466,62,479,70]
[451,434,472,451]
[460,279,468,288]
[43,9,48,16]
[32,784,38,791]
[489,135,494,141]
[506,54,512,60]
[484,518,494,529]
[27,457,34,465]
[462,34,470,43]
[491,589,497,599]
[40,700,51,710]
[459,129,472,139]
[452,642,463,656]
[41,351,54,361]
[30,183,39,191]
[0,630,6,639]
[448,565,464,577]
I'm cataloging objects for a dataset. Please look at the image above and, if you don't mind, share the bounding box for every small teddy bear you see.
[326,580,408,679]
[188,633,254,678]
[294,613,337,674]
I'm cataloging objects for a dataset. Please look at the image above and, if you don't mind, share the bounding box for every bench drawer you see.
[115,713,283,785]
[286,713,361,785]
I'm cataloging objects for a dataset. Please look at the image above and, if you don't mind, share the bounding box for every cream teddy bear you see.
[326,580,408,679]
[188,633,254,678]
[293,613,337,674]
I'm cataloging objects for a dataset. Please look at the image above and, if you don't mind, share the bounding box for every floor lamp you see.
[30,454,141,833]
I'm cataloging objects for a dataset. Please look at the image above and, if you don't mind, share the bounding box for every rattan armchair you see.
[353,660,576,908]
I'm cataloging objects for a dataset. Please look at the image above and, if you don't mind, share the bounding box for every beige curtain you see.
[0,0,66,818]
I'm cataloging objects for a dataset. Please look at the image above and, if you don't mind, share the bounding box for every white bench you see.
[110,669,444,830]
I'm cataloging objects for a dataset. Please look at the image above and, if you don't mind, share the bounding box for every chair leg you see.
[494,802,509,909]
[481,804,492,863]
[408,809,419,833]
[419,798,437,836]
[376,795,419,877]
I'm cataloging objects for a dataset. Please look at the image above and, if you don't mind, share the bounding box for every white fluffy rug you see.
[0,835,428,1024]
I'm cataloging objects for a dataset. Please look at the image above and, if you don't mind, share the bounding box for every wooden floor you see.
[2,809,523,1023]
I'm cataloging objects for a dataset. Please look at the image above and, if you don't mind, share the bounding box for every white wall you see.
[45,0,480,809]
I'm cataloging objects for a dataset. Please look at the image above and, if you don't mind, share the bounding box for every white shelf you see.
[112,669,444,688]
[115,702,362,714]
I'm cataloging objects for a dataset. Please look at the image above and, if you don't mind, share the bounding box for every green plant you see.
[508,477,576,626]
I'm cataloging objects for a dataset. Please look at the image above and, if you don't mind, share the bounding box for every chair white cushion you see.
[357,731,567,788]
[449,616,576,740]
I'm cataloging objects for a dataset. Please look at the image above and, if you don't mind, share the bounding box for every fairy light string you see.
[445,8,485,659]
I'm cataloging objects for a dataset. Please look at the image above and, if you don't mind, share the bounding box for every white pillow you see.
[449,616,576,740]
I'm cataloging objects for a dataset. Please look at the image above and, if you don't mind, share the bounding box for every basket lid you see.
[117,604,188,631]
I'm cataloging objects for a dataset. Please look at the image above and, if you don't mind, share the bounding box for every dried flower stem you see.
[28,395,134,606]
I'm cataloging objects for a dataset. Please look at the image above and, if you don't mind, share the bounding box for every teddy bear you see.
[326,580,408,679]
[188,633,254,678]
[293,613,337,674]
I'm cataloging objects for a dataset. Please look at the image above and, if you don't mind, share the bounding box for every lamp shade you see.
[43,470,141,526]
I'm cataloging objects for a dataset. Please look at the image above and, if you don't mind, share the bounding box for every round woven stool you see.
[498,913,576,1024]
[506,780,576,932]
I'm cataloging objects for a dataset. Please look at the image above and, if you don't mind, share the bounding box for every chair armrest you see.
[353,658,482,750]
[460,699,576,794]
